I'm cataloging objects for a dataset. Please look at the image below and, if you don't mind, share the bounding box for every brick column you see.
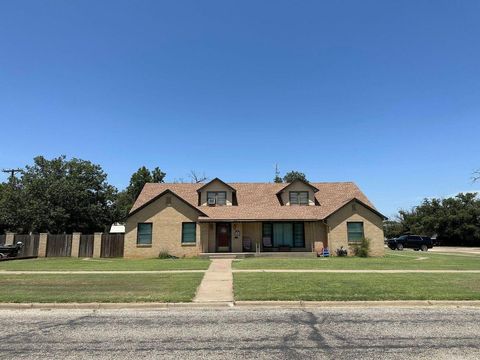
[38,233,48,257]
[71,232,81,258]
[5,232,15,245]
[93,232,102,258]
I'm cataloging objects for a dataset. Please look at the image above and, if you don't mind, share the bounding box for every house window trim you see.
[347,221,364,243]
[207,191,227,206]
[289,191,309,205]
[262,222,305,248]
[181,222,197,245]
[137,222,153,247]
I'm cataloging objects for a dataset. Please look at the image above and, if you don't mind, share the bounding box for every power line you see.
[2,168,22,180]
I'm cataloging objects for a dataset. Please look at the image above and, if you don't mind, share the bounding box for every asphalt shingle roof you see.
[130,182,379,221]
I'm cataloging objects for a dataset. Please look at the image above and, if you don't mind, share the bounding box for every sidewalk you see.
[194,259,233,302]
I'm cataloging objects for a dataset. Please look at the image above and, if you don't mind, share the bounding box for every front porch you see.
[198,252,317,259]
[199,221,327,255]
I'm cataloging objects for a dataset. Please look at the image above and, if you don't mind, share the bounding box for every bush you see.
[158,251,178,259]
[353,238,370,257]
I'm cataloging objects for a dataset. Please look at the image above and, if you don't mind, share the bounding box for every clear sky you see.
[1,0,479,217]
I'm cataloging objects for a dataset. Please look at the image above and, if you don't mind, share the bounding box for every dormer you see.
[197,178,236,206]
[276,179,319,206]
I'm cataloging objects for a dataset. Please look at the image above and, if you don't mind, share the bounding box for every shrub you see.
[353,238,371,257]
[158,251,178,259]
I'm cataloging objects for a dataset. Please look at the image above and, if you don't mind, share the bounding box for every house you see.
[124,178,386,258]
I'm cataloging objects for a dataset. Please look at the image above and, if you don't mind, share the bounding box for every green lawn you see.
[234,273,480,301]
[0,273,204,302]
[0,257,211,271]
[232,250,480,270]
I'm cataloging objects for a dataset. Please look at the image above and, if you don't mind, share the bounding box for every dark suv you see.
[387,235,433,251]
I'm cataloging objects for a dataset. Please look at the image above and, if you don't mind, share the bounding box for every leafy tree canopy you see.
[283,171,308,183]
[0,156,117,233]
[384,192,480,246]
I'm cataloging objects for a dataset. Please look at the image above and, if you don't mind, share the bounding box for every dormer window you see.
[289,191,308,205]
[207,191,226,206]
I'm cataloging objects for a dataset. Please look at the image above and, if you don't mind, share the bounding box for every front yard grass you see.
[232,250,480,270]
[0,273,204,303]
[0,257,211,271]
[234,273,480,301]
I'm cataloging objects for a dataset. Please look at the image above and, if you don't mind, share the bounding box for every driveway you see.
[0,307,479,359]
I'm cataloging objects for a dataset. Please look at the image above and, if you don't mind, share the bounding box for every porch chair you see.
[317,247,330,257]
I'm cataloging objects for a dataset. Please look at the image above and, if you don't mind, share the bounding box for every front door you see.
[216,223,231,252]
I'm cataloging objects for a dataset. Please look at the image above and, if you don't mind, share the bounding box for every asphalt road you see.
[0,307,479,359]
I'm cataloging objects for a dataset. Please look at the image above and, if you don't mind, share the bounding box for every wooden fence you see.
[46,234,72,257]
[1,233,125,258]
[101,233,124,258]
[79,234,94,258]
[14,234,40,257]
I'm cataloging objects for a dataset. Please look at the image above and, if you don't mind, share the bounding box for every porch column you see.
[93,232,102,258]
[38,233,48,257]
[71,232,81,258]
[5,232,15,245]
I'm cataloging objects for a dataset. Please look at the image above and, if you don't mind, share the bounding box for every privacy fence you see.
[1,233,124,258]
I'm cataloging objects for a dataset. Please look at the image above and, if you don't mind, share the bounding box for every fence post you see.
[38,233,48,257]
[71,232,81,258]
[93,232,102,258]
[5,232,15,245]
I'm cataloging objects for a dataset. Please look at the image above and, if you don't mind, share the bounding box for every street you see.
[0,307,479,359]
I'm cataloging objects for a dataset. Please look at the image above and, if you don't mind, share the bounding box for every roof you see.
[129,181,383,221]
[196,178,236,192]
[276,179,319,194]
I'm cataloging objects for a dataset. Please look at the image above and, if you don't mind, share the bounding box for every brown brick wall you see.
[327,202,385,256]
[124,194,202,258]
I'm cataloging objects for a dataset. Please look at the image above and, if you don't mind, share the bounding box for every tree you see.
[273,165,283,183]
[189,170,208,183]
[115,166,166,220]
[0,155,118,233]
[395,192,480,246]
[283,171,307,183]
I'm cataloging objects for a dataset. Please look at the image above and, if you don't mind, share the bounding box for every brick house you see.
[124,178,386,258]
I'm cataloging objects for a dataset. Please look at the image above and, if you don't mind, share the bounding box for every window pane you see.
[182,223,196,243]
[283,223,293,246]
[137,223,152,245]
[289,192,298,204]
[217,192,226,205]
[207,192,215,201]
[273,223,293,247]
[262,223,273,247]
[298,192,308,205]
[347,222,364,243]
[294,222,305,247]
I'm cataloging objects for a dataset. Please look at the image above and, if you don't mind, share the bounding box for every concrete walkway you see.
[194,259,233,303]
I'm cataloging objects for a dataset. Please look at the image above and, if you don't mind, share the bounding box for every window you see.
[289,191,309,205]
[137,223,152,245]
[182,222,196,244]
[347,222,364,243]
[262,222,305,248]
[207,191,227,205]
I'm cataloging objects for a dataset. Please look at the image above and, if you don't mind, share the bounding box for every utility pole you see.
[2,168,22,181]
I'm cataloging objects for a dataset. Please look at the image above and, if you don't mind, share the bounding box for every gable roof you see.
[276,179,319,194]
[196,178,236,192]
[130,181,382,221]
[128,188,208,218]
[324,197,388,220]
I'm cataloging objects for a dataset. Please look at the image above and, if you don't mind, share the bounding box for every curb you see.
[1,300,480,310]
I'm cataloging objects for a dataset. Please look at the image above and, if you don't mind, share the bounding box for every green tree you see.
[0,156,118,233]
[283,171,307,183]
[115,166,166,220]
[396,193,480,246]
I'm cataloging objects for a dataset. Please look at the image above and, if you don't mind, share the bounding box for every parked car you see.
[387,235,433,251]
[0,242,24,258]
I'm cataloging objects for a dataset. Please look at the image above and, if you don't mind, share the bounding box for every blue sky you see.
[1,0,479,216]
